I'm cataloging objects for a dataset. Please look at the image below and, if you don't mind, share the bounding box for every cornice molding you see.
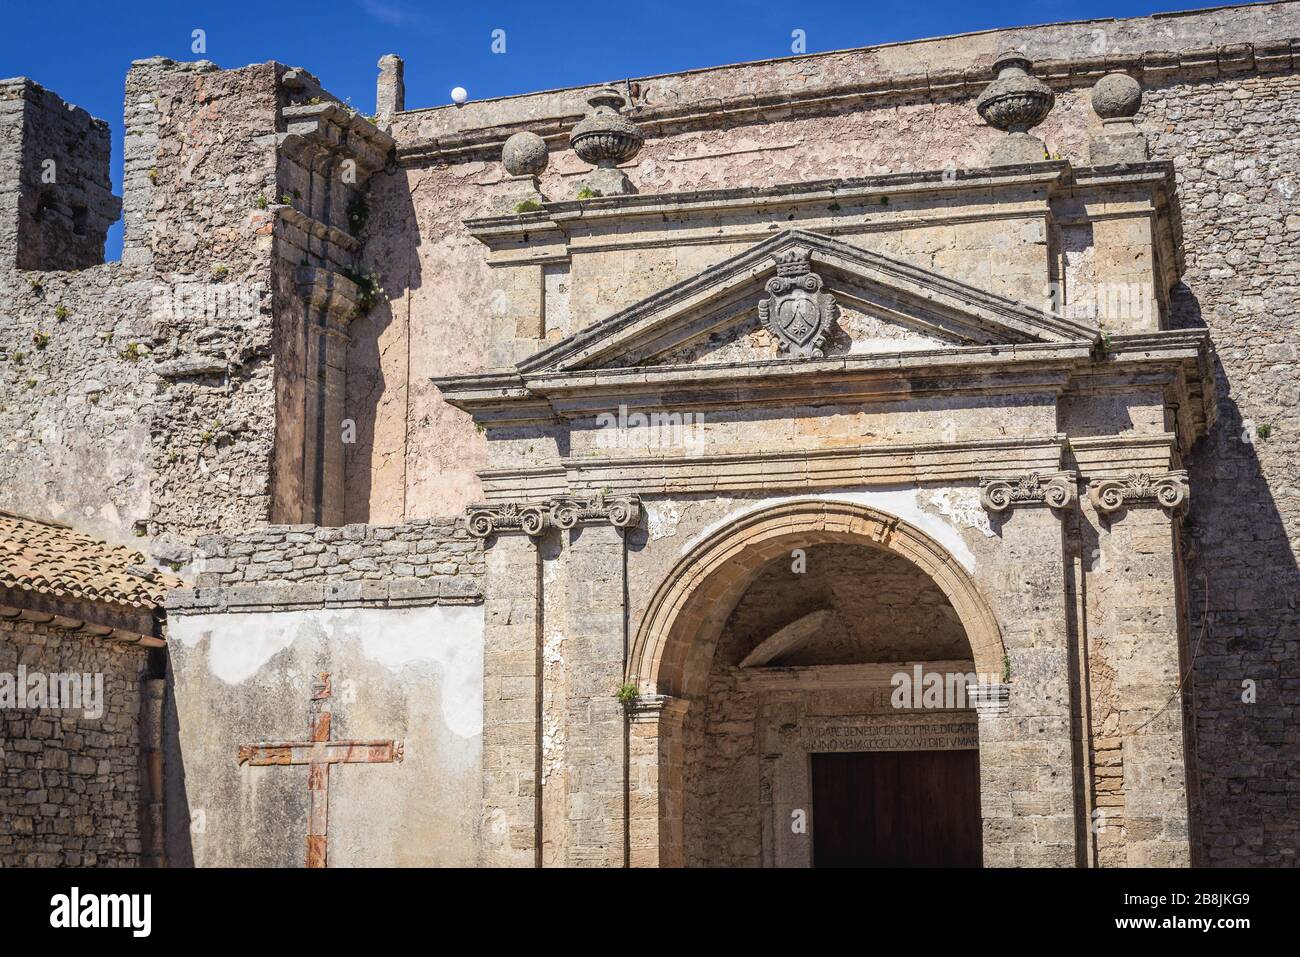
[479,437,1069,501]
[396,40,1299,166]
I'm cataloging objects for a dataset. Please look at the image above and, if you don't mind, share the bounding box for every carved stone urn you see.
[569,86,642,196]
[976,49,1055,166]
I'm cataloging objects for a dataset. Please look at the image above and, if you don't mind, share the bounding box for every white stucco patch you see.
[543,631,565,666]
[677,487,977,573]
[645,500,682,541]
[171,612,299,682]
[925,487,994,539]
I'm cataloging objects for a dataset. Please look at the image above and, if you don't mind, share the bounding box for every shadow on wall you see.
[344,163,422,524]
[1172,282,1300,867]
[162,655,195,868]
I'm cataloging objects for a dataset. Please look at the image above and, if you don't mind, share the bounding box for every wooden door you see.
[811,750,982,867]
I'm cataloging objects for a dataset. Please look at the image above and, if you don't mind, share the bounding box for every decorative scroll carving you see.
[758,248,838,358]
[1088,470,1189,515]
[979,471,1077,512]
[467,494,642,538]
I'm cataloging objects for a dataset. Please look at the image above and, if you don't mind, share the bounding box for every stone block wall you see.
[0,617,150,866]
[184,516,483,594]
[1145,70,1300,866]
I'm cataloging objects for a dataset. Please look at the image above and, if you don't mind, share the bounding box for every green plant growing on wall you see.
[54,305,69,321]
[11,350,24,364]
[24,378,36,390]
[212,264,229,279]
[1256,423,1273,439]
[576,187,599,200]
[28,276,42,293]
[119,342,144,362]
[342,267,384,317]
[148,168,159,184]
[32,331,50,350]
[1002,654,1012,683]
[256,194,269,210]
[616,680,640,708]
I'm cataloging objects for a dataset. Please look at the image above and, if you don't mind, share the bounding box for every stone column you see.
[480,532,541,866]
[556,521,628,866]
[627,695,688,867]
[297,268,357,527]
[979,474,1081,866]
[1086,472,1192,867]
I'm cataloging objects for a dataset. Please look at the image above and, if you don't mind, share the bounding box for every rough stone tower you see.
[0,78,120,271]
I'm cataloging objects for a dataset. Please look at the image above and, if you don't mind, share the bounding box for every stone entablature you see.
[463,163,1182,349]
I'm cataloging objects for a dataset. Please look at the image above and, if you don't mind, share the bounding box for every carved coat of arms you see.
[758,248,838,358]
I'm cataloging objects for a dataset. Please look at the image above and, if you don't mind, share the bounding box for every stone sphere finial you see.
[1091,72,1142,122]
[502,131,549,177]
[570,86,643,170]
[976,48,1054,135]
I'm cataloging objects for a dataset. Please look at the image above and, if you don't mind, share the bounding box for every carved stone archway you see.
[629,499,1005,697]
[624,499,1007,867]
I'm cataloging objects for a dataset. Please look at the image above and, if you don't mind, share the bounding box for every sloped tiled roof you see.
[0,511,182,610]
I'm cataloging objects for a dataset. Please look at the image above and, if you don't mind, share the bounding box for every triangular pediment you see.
[518,230,1098,375]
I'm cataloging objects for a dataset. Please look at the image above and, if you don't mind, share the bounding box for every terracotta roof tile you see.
[0,511,182,610]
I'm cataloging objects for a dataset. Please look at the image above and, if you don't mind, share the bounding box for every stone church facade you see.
[1,2,1298,867]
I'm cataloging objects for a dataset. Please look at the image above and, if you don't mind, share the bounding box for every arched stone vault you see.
[629,499,1006,700]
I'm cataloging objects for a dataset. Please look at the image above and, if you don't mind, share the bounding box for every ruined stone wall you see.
[0,78,119,271]
[0,617,149,866]
[143,61,283,558]
[0,265,153,547]
[0,73,153,547]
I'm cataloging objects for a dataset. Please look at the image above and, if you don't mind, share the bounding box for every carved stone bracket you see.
[979,471,1077,512]
[467,494,642,538]
[1088,470,1189,515]
[625,693,689,726]
[966,680,1010,719]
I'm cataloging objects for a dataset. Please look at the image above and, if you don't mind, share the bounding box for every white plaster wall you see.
[165,604,484,867]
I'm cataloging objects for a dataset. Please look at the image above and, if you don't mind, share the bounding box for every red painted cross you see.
[237,672,403,867]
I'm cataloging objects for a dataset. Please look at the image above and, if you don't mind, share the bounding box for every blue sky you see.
[0,0,1250,258]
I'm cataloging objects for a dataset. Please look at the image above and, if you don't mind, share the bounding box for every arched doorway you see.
[627,500,1006,867]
